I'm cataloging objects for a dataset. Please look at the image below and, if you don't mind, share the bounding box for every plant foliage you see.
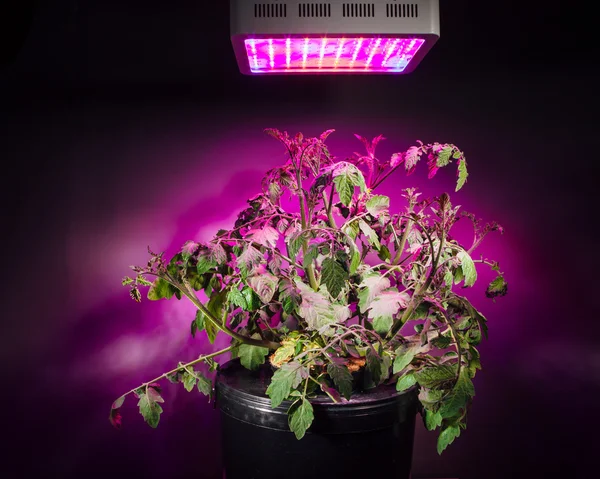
[112,129,507,454]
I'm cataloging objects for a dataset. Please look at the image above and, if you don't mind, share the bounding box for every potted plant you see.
[111,129,507,478]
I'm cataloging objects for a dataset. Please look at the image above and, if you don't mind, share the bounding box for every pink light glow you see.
[244,37,425,73]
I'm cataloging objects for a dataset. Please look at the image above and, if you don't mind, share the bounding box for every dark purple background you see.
[1,1,598,478]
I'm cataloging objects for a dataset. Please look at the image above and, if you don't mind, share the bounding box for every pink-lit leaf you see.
[390,152,403,168]
[137,384,164,429]
[404,145,423,174]
[319,381,343,403]
[485,274,508,300]
[320,129,335,141]
[279,278,301,314]
[236,245,263,277]
[248,272,279,304]
[246,225,279,248]
[109,396,126,429]
[365,195,390,217]
[368,289,410,334]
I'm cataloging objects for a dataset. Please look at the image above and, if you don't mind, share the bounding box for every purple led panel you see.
[244,37,426,74]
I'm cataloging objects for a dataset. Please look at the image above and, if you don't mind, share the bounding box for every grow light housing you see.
[230,0,439,74]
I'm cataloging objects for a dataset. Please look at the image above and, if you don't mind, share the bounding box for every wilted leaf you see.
[327,362,353,400]
[248,272,279,303]
[266,361,308,408]
[247,225,280,248]
[437,424,461,454]
[288,398,314,440]
[365,195,390,217]
[137,385,164,428]
[321,257,348,298]
[486,274,508,299]
[457,250,477,287]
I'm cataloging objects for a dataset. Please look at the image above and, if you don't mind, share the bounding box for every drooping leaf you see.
[196,373,213,398]
[393,343,419,373]
[109,396,126,429]
[330,162,366,206]
[327,362,354,400]
[425,408,443,431]
[358,220,381,250]
[414,364,457,388]
[238,339,269,371]
[436,146,454,168]
[365,195,390,217]
[248,272,279,303]
[349,242,361,275]
[486,274,508,299]
[182,371,197,392]
[333,174,354,206]
[377,244,391,262]
[366,346,383,386]
[437,424,461,454]
[357,274,391,313]
[191,310,205,338]
[457,250,477,287]
[321,257,348,298]
[137,385,164,428]
[396,373,417,392]
[288,398,314,440]
[368,289,410,334]
[147,278,175,301]
[266,361,308,408]
[456,157,468,192]
[404,145,423,174]
[241,286,262,311]
[438,369,474,419]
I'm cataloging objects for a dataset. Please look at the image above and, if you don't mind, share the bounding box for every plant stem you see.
[120,345,234,399]
[322,189,337,229]
[295,165,319,291]
[393,206,414,265]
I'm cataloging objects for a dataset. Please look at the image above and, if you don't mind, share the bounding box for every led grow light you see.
[230,0,440,75]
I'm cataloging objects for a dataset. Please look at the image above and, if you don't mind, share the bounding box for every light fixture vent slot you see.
[254,3,287,18]
[342,3,375,18]
[298,3,331,17]
[386,3,418,18]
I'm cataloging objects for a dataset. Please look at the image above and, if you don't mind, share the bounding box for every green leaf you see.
[358,220,381,250]
[443,269,454,288]
[343,221,360,241]
[454,266,465,284]
[365,195,390,217]
[287,231,305,261]
[358,274,391,313]
[196,254,217,276]
[327,362,353,400]
[238,340,269,371]
[271,342,296,366]
[279,279,301,314]
[122,276,134,286]
[147,278,175,300]
[438,369,475,419]
[372,315,394,335]
[248,272,279,303]
[456,157,468,192]
[393,345,417,373]
[321,257,348,298]
[137,385,164,428]
[349,246,361,275]
[377,244,391,262]
[437,424,461,454]
[396,373,417,392]
[288,398,314,440]
[302,244,319,269]
[227,287,247,310]
[266,361,308,408]
[415,364,457,388]
[366,347,383,386]
[425,409,443,431]
[437,146,454,167]
[334,174,354,206]
[241,286,262,311]
[191,310,206,339]
[486,274,508,299]
[458,250,477,287]
[182,371,197,392]
[196,372,212,398]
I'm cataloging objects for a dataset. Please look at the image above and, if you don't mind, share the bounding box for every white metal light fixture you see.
[230,0,440,75]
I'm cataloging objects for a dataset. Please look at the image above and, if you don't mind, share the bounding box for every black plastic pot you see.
[216,359,419,479]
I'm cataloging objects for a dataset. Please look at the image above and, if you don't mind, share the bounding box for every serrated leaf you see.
[271,342,296,367]
[396,373,417,392]
[456,157,468,192]
[296,280,350,336]
[438,369,474,419]
[321,257,348,298]
[457,250,477,287]
[302,244,318,269]
[137,385,164,428]
[266,361,308,408]
[241,286,262,311]
[288,398,314,440]
[358,219,380,250]
[327,362,353,400]
[191,310,205,338]
[486,274,508,299]
[227,287,247,310]
[437,424,461,454]
[330,162,366,206]
[147,278,175,300]
[425,409,443,431]
[393,345,418,373]
[130,286,141,302]
[365,195,390,217]
[182,371,197,392]
[236,245,263,277]
[404,145,423,174]
[377,244,391,262]
[196,253,217,275]
[443,269,454,288]
[196,373,212,398]
[122,276,134,286]
[437,146,454,167]
[279,279,301,314]
[414,364,457,388]
[247,225,280,248]
[286,231,305,261]
[248,272,279,303]
[333,175,353,206]
[358,274,391,313]
[238,338,269,371]
[368,290,410,334]
[366,347,383,386]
